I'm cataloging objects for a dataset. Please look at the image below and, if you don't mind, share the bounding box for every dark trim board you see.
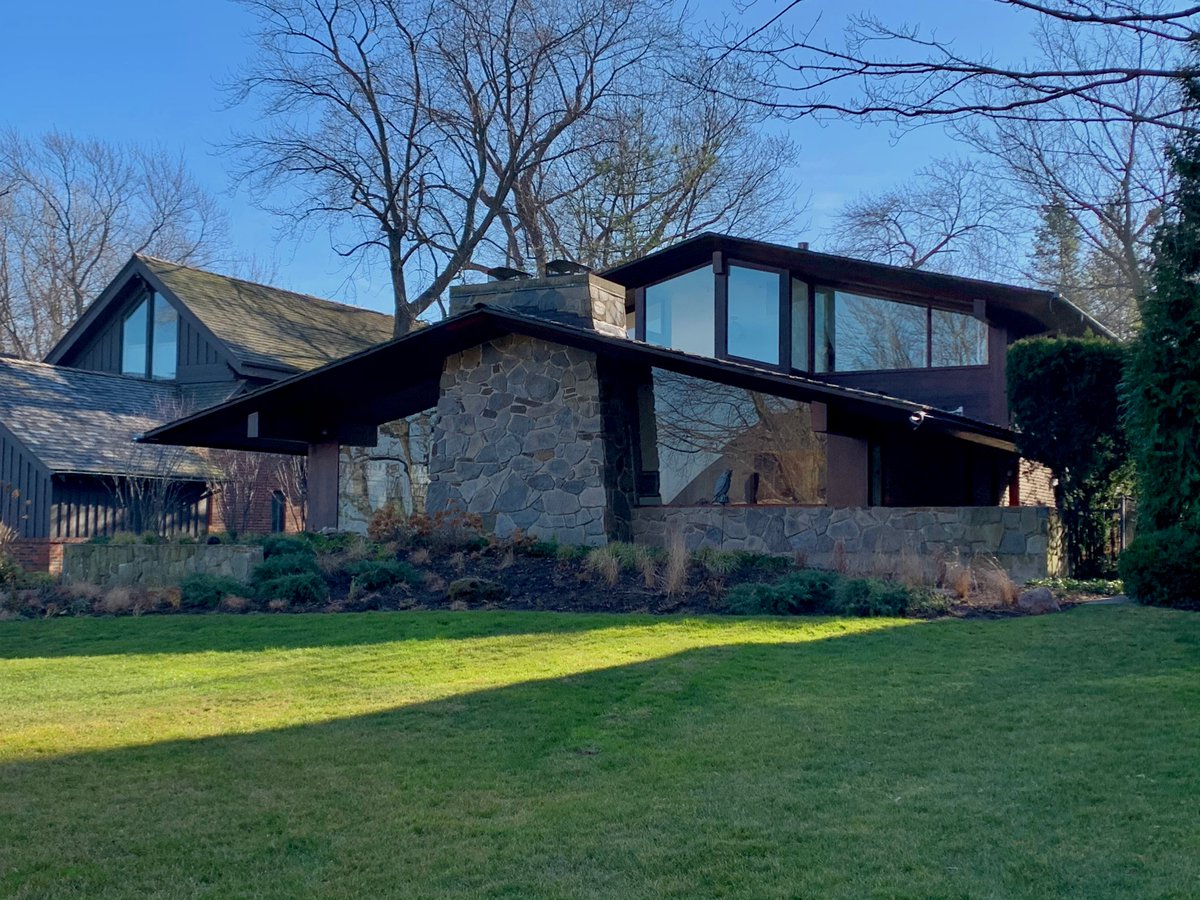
[601,233,1111,340]
[142,305,1018,455]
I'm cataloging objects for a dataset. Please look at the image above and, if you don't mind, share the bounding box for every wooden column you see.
[307,441,339,532]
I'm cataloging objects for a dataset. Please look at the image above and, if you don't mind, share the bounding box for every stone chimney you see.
[448,273,627,338]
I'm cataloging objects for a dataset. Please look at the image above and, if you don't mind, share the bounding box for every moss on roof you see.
[139,256,395,373]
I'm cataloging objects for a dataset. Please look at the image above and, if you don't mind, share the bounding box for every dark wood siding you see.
[0,427,52,538]
[50,475,209,539]
[824,366,995,425]
[57,285,234,384]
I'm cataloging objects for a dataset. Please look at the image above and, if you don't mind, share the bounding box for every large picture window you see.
[644,266,714,357]
[814,289,988,373]
[121,292,178,380]
[726,264,780,364]
[649,369,826,506]
[638,262,988,374]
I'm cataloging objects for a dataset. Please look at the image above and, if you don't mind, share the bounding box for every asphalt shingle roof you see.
[0,358,212,479]
[139,255,395,373]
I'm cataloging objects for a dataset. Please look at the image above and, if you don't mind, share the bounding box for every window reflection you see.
[644,267,714,357]
[791,278,809,372]
[726,265,779,364]
[121,298,148,377]
[932,308,988,367]
[151,294,178,380]
[651,369,826,506]
[834,292,927,371]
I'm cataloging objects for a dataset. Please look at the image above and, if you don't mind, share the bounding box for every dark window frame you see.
[631,260,990,374]
[119,290,179,381]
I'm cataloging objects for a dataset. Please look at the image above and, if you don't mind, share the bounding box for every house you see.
[144,234,1104,579]
[0,254,394,570]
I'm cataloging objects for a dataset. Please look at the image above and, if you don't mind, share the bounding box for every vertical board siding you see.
[0,430,52,538]
[49,476,209,539]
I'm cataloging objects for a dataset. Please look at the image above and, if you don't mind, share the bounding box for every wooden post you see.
[307,442,339,532]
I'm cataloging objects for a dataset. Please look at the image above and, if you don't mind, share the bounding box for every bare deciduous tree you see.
[711,0,1198,132]
[491,61,803,271]
[0,131,227,359]
[233,0,677,335]
[824,158,1016,279]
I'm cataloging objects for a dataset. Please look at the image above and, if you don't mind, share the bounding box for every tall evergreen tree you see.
[1124,83,1200,534]
[1030,198,1083,301]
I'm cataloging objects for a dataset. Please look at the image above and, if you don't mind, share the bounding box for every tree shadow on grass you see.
[0,606,1196,898]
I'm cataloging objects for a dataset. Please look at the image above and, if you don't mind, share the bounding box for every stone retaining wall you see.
[632,505,1062,582]
[61,544,263,588]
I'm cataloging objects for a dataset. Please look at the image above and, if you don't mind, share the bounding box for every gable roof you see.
[141,305,1018,455]
[45,255,395,377]
[0,358,212,479]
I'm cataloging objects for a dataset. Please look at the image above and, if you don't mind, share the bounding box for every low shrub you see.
[253,552,320,583]
[555,544,587,564]
[255,572,328,606]
[830,577,912,617]
[260,535,315,560]
[1027,576,1125,595]
[726,569,923,618]
[344,559,419,593]
[905,588,953,619]
[1119,527,1200,609]
[734,551,792,576]
[180,574,247,611]
[304,531,363,556]
[727,569,843,615]
[521,540,560,558]
[367,505,408,544]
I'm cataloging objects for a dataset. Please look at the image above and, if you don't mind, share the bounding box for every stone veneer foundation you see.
[632,505,1062,582]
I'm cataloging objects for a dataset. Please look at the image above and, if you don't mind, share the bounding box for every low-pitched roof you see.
[137,256,395,374]
[0,358,212,479]
[141,305,1018,455]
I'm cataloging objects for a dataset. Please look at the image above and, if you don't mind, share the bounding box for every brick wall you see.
[10,538,88,576]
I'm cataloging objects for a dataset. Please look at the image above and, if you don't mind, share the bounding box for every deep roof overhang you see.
[141,306,1018,455]
[600,233,1113,340]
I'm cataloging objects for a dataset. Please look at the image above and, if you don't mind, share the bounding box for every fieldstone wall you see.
[426,334,610,545]
[448,273,627,337]
[339,414,432,533]
[632,505,1063,582]
[61,544,263,588]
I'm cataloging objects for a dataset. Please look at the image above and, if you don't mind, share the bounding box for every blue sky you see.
[1,0,1040,313]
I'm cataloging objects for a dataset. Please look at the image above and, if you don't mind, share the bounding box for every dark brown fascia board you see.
[142,305,1017,454]
[43,254,145,364]
[601,232,1113,339]
[42,254,252,380]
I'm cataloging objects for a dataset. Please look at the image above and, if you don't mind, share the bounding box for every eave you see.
[141,306,1018,455]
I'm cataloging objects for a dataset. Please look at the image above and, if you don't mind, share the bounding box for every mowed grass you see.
[0,607,1197,898]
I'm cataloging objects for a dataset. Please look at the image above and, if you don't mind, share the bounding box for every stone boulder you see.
[1015,586,1060,615]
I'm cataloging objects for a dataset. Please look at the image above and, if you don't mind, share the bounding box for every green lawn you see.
[0,606,1197,898]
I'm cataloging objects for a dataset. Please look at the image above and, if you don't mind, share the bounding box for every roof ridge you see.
[135,254,393,320]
